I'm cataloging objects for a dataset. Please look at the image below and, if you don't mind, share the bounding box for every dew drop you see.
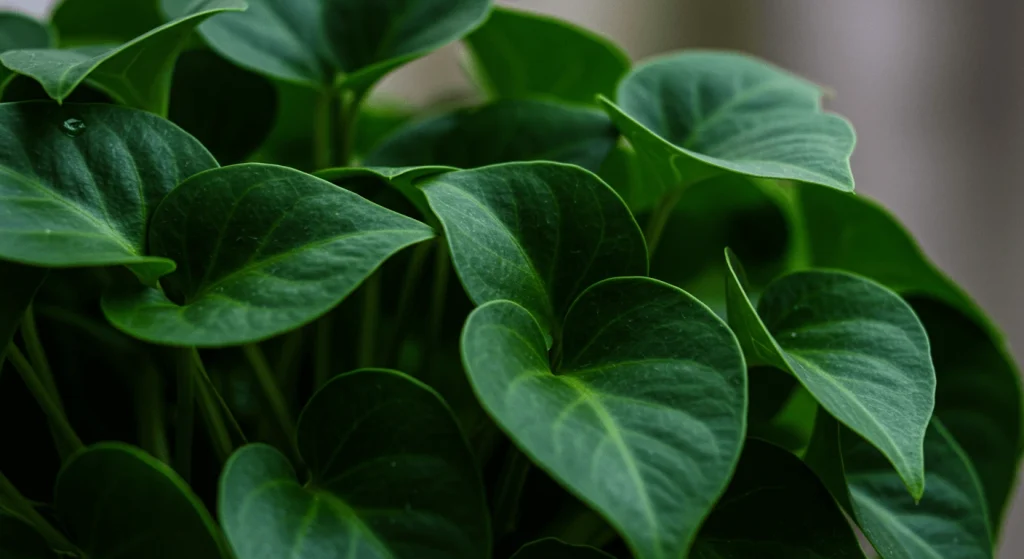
[61,118,87,138]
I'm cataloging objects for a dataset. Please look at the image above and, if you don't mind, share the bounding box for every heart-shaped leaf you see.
[0,102,217,284]
[510,538,614,559]
[465,7,629,105]
[422,162,647,337]
[909,297,1022,532]
[219,369,489,559]
[0,0,245,114]
[599,51,855,208]
[55,443,227,559]
[724,251,935,498]
[461,277,746,559]
[163,0,491,91]
[0,13,53,96]
[0,512,58,559]
[51,0,163,46]
[0,262,46,365]
[367,99,620,173]
[102,163,434,347]
[691,438,865,559]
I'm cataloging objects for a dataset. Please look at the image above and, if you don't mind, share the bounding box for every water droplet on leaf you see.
[61,118,86,137]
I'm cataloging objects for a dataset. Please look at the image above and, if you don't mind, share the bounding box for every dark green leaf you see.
[366,99,619,173]
[55,443,227,559]
[169,49,277,164]
[219,369,489,559]
[51,0,163,46]
[599,52,855,209]
[0,13,53,95]
[465,7,629,105]
[0,512,57,559]
[315,165,454,218]
[461,277,746,559]
[422,162,647,337]
[163,0,491,91]
[692,439,864,558]
[0,262,46,365]
[0,0,245,114]
[102,163,434,347]
[724,251,934,498]
[510,538,613,559]
[0,101,217,284]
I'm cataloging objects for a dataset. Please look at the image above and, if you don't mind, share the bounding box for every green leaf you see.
[0,101,217,284]
[163,0,491,91]
[0,0,246,114]
[422,162,647,337]
[510,538,614,559]
[461,277,746,559]
[0,512,57,559]
[219,369,489,559]
[354,102,417,160]
[367,99,619,173]
[599,51,855,207]
[465,7,629,105]
[909,297,1023,532]
[315,165,454,218]
[169,48,277,165]
[55,443,227,559]
[51,0,163,46]
[0,13,53,95]
[724,250,935,498]
[692,438,864,558]
[102,163,434,347]
[0,262,46,365]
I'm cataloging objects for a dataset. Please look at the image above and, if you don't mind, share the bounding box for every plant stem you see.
[777,182,812,270]
[174,349,195,482]
[492,446,531,538]
[243,344,298,460]
[429,239,451,345]
[314,88,342,170]
[388,242,432,368]
[7,345,81,461]
[644,190,683,257]
[190,349,244,462]
[314,317,333,388]
[0,470,76,553]
[357,272,381,368]
[136,364,170,464]
[20,305,62,412]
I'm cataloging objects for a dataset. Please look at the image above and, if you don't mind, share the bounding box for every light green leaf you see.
[465,7,629,105]
[461,277,746,559]
[599,51,854,209]
[0,101,217,284]
[0,0,246,114]
[163,0,491,91]
[367,99,619,173]
[724,250,935,498]
[51,0,163,46]
[0,12,53,95]
[422,162,647,337]
[102,163,434,347]
[0,512,58,559]
[55,443,227,559]
[510,538,613,559]
[0,262,46,365]
[219,369,489,559]
[691,438,865,559]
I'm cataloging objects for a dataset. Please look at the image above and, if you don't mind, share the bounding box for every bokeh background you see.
[3,0,1022,554]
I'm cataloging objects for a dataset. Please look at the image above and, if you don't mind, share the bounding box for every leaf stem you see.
[136,364,170,464]
[7,345,81,461]
[243,344,298,460]
[20,305,62,412]
[190,349,244,463]
[429,238,451,346]
[174,349,196,482]
[357,272,381,368]
[0,470,76,553]
[492,446,532,538]
[314,317,333,389]
[644,190,683,257]
[388,241,432,368]
[776,182,812,270]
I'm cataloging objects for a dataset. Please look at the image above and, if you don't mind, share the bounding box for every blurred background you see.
[3,0,1022,554]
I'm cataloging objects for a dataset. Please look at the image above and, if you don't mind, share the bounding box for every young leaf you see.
[0,13,53,95]
[163,0,492,91]
[599,52,855,201]
[910,297,1023,531]
[0,262,46,365]
[461,277,747,559]
[724,251,935,498]
[465,7,630,105]
[50,0,163,46]
[0,512,58,559]
[510,538,614,559]
[0,102,217,285]
[0,0,245,114]
[219,369,489,559]
[55,443,227,559]
[690,438,865,559]
[102,163,434,347]
[422,162,647,337]
[366,99,619,173]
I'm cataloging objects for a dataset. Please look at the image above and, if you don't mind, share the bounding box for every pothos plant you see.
[0,1,1019,558]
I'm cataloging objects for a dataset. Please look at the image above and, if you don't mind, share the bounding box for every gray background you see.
[3,0,1021,555]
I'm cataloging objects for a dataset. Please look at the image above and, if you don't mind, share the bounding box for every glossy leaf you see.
[0,13,53,94]
[219,369,489,559]
[724,251,935,498]
[462,277,746,559]
[55,443,227,559]
[0,262,46,365]
[367,99,619,173]
[0,0,246,114]
[0,101,217,284]
[510,538,614,559]
[599,51,855,208]
[51,0,163,46]
[423,162,647,337]
[164,0,492,90]
[0,512,57,559]
[466,7,629,105]
[102,163,434,347]
[691,439,864,559]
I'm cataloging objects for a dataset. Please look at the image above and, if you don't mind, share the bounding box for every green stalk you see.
[314,317,333,388]
[0,470,76,553]
[388,242,432,368]
[7,345,81,461]
[20,305,62,412]
[491,447,531,538]
[136,364,170,464]
[776,181,812,270]
[644,190,683,257]
[243,344,298,460]
[429,239,451,345]
[357,272,381,368]
[174,349,196,482]
[190,349,245,462]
